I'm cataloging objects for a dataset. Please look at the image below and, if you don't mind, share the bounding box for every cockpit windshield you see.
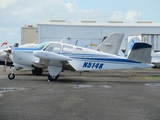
[36,41,50,49]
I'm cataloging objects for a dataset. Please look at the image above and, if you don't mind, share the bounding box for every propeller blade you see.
[3,53,9,72]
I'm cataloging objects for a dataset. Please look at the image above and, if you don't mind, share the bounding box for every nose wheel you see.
[8,73,15,80]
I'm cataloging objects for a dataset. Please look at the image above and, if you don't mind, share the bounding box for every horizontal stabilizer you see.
[127,42,152,63]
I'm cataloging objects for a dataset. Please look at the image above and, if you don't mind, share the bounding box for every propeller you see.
[4,53,8,71]
[2,47,12,72]
[1,42,18,72]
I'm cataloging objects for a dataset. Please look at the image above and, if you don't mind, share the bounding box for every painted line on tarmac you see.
[145,83,160,88]
[0,87,26,97]
[0,76,6,80]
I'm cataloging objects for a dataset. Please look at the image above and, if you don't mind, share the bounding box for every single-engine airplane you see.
[7,33,124,80]
[31,41,153,81]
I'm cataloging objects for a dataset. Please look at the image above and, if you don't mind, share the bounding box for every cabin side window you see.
[44,43,61,53]
[62,45,73,53]
[75,47,83,53]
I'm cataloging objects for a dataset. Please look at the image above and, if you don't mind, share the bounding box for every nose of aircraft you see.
[1,52,7,58]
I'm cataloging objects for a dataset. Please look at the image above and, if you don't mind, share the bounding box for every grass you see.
[140,75,160,79]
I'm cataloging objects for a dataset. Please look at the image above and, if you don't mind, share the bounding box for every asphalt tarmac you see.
[0,67,160,120]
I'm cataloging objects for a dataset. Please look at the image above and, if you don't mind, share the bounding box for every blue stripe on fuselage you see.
[12,47,41,50]
[72,57,140,63]
[60,53,140,63]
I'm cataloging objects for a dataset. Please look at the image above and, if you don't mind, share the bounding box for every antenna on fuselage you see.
[75,40,78,46]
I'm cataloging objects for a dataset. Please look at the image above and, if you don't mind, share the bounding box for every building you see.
[37,20,160,51]
[21,25,38,44]
[22,20,160,51]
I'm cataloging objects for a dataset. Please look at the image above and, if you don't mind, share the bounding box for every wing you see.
[33,51,72,61]
[33,50,73,70]
[33,51,73,79]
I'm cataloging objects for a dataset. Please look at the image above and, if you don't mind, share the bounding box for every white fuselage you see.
[12,48,40,69]
[34,42,154,72]
[67,52,154,71]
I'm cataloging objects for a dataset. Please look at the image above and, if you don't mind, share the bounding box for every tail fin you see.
[127,42,152,63]
[95,33,124,55]
[124,37,140,57]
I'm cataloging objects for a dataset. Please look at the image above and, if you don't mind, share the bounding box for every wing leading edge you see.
[33,51,72,61]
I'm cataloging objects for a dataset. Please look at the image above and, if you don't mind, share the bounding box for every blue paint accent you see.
[82,62,104,69]
[59,53,140,63]
[72,57,140,63]
[130,39,134,49]
[12,41,50,51]
[132,43,151,50]
[12,47,41,50]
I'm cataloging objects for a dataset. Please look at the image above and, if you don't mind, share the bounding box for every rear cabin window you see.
[75,47,83,53]
[44,43,61,53]
[62,45,73,53]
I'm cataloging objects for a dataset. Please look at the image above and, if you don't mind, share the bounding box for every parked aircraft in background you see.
[7,33,125,80]
[95,32,124,55]
[151,51,160,67]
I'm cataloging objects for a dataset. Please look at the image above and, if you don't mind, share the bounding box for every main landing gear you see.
[47,65,62,81]
[48,74,59,81]
[32,68,43,75]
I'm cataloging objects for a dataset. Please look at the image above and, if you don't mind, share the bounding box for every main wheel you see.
[32,68,43,75]
[32,70,35,75]
[48,74,59,81]
[8,73,15,80]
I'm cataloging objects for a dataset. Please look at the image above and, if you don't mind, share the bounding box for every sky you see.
[0,0,160,48]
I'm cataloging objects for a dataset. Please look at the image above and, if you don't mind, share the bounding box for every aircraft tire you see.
[32,70,35,75]
[8,73,15,80]
[48,74,59,81]
[32,68,43,75]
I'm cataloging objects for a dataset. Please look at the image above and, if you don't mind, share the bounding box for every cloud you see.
[1,0,137,24]
[65,1,78,13]
[0,0,144,47]
[125,11,141,23]
[109,10,142,23]
[110,11,124,21]
[0,0,17,9]
[0,27,7,32]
